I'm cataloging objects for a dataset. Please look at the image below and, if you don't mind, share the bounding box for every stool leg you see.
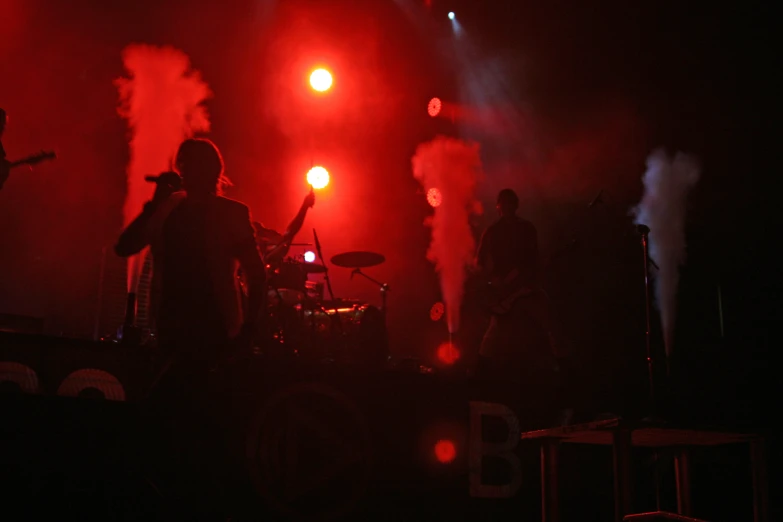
[674,447,692,516]
[612,429,633,522]
[750,439,768,522]
[540,439,560,522]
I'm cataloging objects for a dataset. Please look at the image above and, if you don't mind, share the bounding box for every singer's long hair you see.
[175,138,233,196]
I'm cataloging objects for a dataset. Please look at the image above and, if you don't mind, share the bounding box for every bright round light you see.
[427,97,442,117]
[426,187,442,208]
[434,439,457,464]
[304,251,316,263]
[448,12,455,20]
[309,68,333,92]
[436,341,460,365]
[307,166,330,189]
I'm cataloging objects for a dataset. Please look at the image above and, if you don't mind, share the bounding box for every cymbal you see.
[331,251,386,268]
[301,263,327,274]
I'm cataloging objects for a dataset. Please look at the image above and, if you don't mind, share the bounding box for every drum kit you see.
[258,230,390,368]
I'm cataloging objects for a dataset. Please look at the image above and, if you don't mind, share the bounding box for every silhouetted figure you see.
[475,189,562,421]
[116,138,266,359]
[115,138,265,519]
[1,109,9,190]
[253,189,315,264]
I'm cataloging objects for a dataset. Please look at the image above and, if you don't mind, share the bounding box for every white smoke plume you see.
[632,148,700,358]
[116,44,211,292]
[412,136,484,333]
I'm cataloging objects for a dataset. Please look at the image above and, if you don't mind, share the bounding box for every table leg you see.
[612,429,633,522]
[674,447,692,516]
[540,439,560,522]
[750,439,768,522]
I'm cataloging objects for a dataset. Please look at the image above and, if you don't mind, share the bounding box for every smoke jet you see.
[115,44,211,292]
[632,148,700,359]
[412,136,483,333]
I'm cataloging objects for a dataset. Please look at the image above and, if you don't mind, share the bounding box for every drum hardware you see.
[350,268,389,314]
[253,234,389,367]
[331,251,389,314]
[312,228,336,302]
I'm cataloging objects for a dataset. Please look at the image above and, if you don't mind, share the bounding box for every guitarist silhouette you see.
[0,108,56,191]
[475,189,560,398]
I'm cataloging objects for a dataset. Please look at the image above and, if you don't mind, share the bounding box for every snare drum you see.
[296,300,389,367]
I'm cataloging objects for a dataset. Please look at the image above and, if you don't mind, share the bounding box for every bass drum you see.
[295,300,389,368]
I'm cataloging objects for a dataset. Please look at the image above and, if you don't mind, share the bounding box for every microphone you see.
[350,268,360,280]
[145,171,182,187]
[588,189,604,208]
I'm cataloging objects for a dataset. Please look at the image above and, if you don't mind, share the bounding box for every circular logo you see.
[246,382,372,521]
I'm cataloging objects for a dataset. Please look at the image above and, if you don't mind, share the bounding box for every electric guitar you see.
[8,150,57,169]
[485,268,540,316]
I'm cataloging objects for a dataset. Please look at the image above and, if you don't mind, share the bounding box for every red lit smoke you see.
[412,137,483,334]
[632,149,700,359]
[115,44,211,291]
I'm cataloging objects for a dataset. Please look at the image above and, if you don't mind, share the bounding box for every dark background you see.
[1,0,778,414]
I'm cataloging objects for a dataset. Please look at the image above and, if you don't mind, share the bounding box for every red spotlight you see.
[307,166,330,189]
[427,97,442,117]
[429,302,445,321]
[436,342,460,365]
[434,439,457,464]
[426,187,442,207]
[309,68,333,92]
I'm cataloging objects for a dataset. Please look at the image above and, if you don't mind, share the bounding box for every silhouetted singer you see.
[115,138,266,361]
[115,138,265,518]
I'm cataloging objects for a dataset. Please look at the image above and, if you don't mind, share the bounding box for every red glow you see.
[426,187,442,207]
[434,439,457,463]
[309,68,333,92]
[307,166,330,189]
[428,97,441,117]
[430,302,445,321]
[436,342,460,365]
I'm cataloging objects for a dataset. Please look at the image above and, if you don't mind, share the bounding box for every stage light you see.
[307,166,330,189]
[436,341,460,365]
[434,439,457,464]
[426,187,442,207]
[448,12,455,20]
[304,251,316,263]
[309,68,333,92]
[427,97,442,117]
[430,302,445,321]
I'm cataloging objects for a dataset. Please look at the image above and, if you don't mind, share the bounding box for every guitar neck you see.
[8,152,56,169]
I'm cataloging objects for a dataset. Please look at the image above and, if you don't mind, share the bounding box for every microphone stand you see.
[637,224,658,414]
[351,268,389,316]
[313,228,335,302]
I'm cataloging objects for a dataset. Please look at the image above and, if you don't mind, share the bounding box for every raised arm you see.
[115,202,157,257]
[115,173,182,257]
[281,190,316,243]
